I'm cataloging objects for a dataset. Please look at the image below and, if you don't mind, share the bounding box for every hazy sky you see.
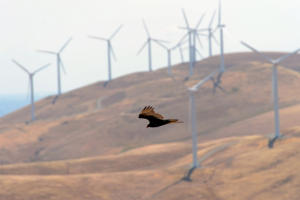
[0,0,299,96]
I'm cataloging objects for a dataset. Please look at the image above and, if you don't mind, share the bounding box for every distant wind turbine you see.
[89,25,123,83]
[154,41,179,76]
[38,37,72,96]
[216,0,225,73]
[137,19,168,72]
[12,59,50,121]
[241,41,300,147]
[180,9,206,77]
[198,10,219,57]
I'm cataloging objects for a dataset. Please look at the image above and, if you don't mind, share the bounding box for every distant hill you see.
[0,52,300,164]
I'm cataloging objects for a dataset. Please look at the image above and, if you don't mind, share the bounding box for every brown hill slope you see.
[0,52,300,164]
[0,130,299,200]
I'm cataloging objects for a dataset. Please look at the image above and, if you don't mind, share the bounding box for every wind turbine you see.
[89,25,123,83]
[38,37,72,96]
[154,41,178,76]
[137,19,167,72]
[198,10,219,57]
[216,0,225,73]
[188,69,219,169]
[241,41,300,147]
[12,59,50,121]
[180,9,205,77]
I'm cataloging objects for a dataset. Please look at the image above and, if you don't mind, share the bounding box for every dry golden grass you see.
[0,133,299,200]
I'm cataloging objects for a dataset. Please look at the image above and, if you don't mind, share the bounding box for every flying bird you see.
[138,106,183,128]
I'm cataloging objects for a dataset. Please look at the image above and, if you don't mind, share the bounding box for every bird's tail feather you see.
[168,119,184,123]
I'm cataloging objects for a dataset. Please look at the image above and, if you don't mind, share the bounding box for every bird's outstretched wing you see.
[138,106,164,121]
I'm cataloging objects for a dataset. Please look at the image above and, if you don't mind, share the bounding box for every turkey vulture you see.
[138,106,183,128]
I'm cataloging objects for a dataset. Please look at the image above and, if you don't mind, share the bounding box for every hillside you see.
[0,52,300,199]
[0,130,299,200]
[0,52,300,164]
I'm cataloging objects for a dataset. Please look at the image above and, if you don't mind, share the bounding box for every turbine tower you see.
[180,9,205,77]
[241,41,300,146]
[217,0,225,73]
[188,69,219,168]
[38,37,72,96]
[198,10,219,57]
[89,25,123,83]
[12,59,50,121]
[137,19,167,72]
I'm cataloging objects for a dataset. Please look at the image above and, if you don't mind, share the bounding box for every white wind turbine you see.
[154,41,179,76]
[89,25,123,83]
[241,41,300,147]
[188,69,219,168]
[217,0,225,73]
[180,9,205,77]
[137,19,168,72]
[12,59,50,121]
[198,10,219,57]
[38,37,72,96]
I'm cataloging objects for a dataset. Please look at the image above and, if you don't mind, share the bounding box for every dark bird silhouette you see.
[138,106,183,128]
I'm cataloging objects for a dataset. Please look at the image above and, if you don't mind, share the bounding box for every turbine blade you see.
[240,41,272,62]
[181,8,190,28]
[59,57,67,75]
[109,24,123,40]
[216,71,223,82]
[276,48,300,63]
[212,34,219,45]
[195,13,206,29]
[189,69,218,91]
[12,59,30,74]
[196,34,204,49]
[33,63,51,74]
[110,43,117,61]
[218,0,222,25]
[209,10,217,28]
[152,38,169,44]
[137,41,148,55]
[37,50,57,55]
[211,71,225,94]
[142,19,151,37]
[196,48,203,58]
[179,45,184,62]
[153,40,167,49]
[177,33,188,45]
[213,26,219,33]
[210,77,217,94]
[59,37,72,53]
[88,35,107,41]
